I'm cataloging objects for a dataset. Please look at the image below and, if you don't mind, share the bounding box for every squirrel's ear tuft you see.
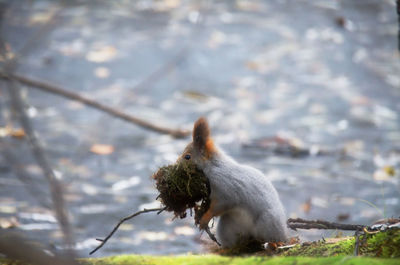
[193,117,210,151]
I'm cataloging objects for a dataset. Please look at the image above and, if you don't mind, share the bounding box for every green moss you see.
[282,229,400,258]
[2,255,400,265]
[153,160,210,218]
[77,255,400,265]
[282,237,354,257]
[360,229,400,258]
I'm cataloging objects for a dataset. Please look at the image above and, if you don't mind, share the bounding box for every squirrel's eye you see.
[184,154,191,160]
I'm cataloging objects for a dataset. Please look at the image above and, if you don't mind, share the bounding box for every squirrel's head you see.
[178,117,217,166]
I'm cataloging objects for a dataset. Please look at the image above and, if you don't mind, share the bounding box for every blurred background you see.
[0,0,399,259]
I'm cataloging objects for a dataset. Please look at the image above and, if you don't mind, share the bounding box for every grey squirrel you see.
[178,117,288,247]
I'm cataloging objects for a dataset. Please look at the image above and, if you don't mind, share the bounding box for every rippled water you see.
[0,0,399,258]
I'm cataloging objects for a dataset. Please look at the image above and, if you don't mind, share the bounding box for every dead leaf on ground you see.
[86,45,117,63]
[90,144,115,155]
[301,198,311,214]
[383,166,395,176]
[0,217,19,229]
[29,10,56,25]
[336,213,350,222]
[374,168,394,181]
[94,67,110,78]
[11,128,26,139]
[0,126,26,139]
[182,90,209,101]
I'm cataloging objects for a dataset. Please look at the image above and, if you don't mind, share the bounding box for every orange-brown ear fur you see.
[193,117,216,157]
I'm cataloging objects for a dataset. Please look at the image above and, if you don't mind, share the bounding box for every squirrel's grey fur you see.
[198,148,288,247]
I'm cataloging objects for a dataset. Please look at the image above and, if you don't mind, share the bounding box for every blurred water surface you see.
[0,0,399,258]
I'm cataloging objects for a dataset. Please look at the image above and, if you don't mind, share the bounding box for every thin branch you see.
[0,139,51,208]
[0,4,64,74]
[287,218,365,231]
[90,207,166,255]
[6,79,76,254]
[205,226,221,246]
[132,47,188,93]
[353,230,362,256]
[0,72,190,138]
[0,1,76,258]
[397,0,400,52]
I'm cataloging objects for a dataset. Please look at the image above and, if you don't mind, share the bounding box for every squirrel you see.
[178,117,288,247]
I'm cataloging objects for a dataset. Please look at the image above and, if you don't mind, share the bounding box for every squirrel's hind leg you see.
[216,209,254,248]
[216,214,240,248]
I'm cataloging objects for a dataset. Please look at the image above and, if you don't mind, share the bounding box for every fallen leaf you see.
[29,10,55,25]
[245,61,259,71]
[86,45,117,63]
[137,231,168,241]
[0,217,19,229]
[0,126,9,137]
[301,198,311,213]
[374,169,392,181]
[236,0,262,11]
[182,90,208,101]
[383,166,395,176]
[174,226,195,236]
[119,223,134,231]
[164,0,180,8]
[336,213,350,222]
[94,67,110,78]
[289,237,300,244]
[112,176,141,191]
[90,144,114,155]
[207,31,227,49]
[0,206,16,214]
[0,126,25,138]
[11,128,26,139]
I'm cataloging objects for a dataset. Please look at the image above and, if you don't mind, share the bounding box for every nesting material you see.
[152,161,210,219]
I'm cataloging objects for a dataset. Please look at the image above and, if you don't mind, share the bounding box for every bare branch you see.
[0,72,190,138]
[90,207,166,255]
[287,218,365,231]
[397,0,400,51]
[0,1,76,258]
[132,47,188,93]
[204,226,221,246]
[1,4,64,74]
[6,80,76,255]
[0,139,51,208]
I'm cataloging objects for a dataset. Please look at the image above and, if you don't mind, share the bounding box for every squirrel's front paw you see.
[199,220,209,230]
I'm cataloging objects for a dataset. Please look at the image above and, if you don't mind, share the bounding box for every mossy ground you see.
[1,229,399,265]
[1,255,399,265]
[282,229,400,258]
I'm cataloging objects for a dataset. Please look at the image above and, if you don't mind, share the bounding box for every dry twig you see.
[0,72,190,138]
[287,218,365,231]
[397,0,400,51]
[0,140,51,208]
[0,1,76,256]
[205,226,221,246]
[90,207,166,255]
[6,80,76,252]
[132,47,188,93]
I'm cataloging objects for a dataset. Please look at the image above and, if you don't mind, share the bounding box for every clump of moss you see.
[282,229,400,258]
[360,229,400,258]
[282,237,354,257]
[152,160,210,219]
